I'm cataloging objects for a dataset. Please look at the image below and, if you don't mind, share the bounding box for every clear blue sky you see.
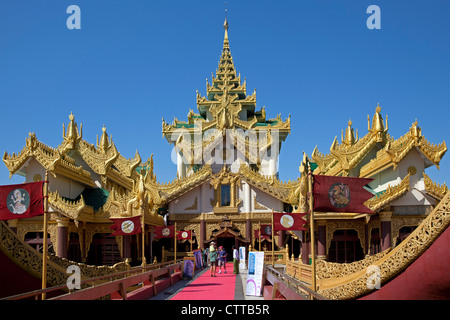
[0,0,449,187]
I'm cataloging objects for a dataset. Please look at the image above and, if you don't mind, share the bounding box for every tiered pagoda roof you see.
[311,105,447,212]
[162,19,290,165]
[3,113,165,226]
[312,105,447,178]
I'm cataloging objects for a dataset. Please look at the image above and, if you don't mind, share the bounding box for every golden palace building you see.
[1,18,448,299]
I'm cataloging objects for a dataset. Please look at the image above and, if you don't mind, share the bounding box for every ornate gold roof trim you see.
[77,139,119,176]
[312,106,389,176]
[364,173,410,213]
[423,172,448,200]
[3,132,95,186]
[48,190,89,223]
[360,121,447,178]
[3,114,145,191]
[162,19,290,139]
[147,164,213,204]
[312,108,446,177]
[60,114,143,189]
[239,163,301,203]
[170,124,287,166]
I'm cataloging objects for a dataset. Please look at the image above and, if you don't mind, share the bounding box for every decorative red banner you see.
[0,181,44,220]
[177,230,192,240]
[313,175,374,213]
[109,216,142,236]
[255,224,272,238]
[154,225,175,238]
[273,212,307,231]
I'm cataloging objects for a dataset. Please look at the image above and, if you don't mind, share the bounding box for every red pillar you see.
[200,220,206,249]
[317,223,327,261]
[56,217,69,259]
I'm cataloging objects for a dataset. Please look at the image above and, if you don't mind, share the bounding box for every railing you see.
[1,260,184,301]
[286,257,312,285]
[249,244,289,265]
[264,265,326,300]
[162,249,192,262]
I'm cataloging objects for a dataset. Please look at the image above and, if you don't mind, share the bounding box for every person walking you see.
[232,245,239,274]
[209,242,217,277]
[218,246,227,274]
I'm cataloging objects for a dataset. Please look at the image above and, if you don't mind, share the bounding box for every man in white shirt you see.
[232,245,239,274]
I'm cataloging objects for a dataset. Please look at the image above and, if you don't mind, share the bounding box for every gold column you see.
[307,162,317,294]
[41,171,49,300]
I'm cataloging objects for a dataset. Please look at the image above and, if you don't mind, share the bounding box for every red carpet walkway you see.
[170,262,237,300]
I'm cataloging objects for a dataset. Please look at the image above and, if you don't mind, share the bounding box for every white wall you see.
[369,148,436,207]
[167,180,283,214]
[25,158,85,199]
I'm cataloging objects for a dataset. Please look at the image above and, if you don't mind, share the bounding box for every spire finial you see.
[223,2,230,51]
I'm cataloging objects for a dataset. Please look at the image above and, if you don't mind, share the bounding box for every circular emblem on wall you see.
[7,188,30,214]
[407,166,417,176]
[121,220,135,234]
[328,183,351,208]
[162,227,171,237]
[280,214,294,229]
[181,231,188,239]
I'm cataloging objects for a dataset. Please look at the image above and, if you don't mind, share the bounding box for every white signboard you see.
[239,247,246,270]
[245,251,265,296]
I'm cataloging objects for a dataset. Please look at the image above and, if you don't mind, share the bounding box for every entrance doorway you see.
[328,229,364,263]
[217,236,235,262]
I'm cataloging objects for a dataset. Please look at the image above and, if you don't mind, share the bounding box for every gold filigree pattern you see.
[364,174,411,212]
[239,163,300,204]
[316,189,450,299]
[315,249,391,280]
[423,172,448,200]
[312,107,446,179]
[0,221,129,289]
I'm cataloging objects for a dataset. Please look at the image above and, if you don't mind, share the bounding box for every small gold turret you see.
[97,125,112,153]
[341,119,359,146]
[368,104,388,142]
[409,119,422,143]
[62,112,82,150]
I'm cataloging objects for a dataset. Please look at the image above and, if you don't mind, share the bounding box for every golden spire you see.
[224,2,229,40]
[223,17,229,48]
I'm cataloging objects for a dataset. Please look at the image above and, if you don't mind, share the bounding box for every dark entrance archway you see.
[204,216,250,260]
[217,235,235,261]
[328,229,364,263]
